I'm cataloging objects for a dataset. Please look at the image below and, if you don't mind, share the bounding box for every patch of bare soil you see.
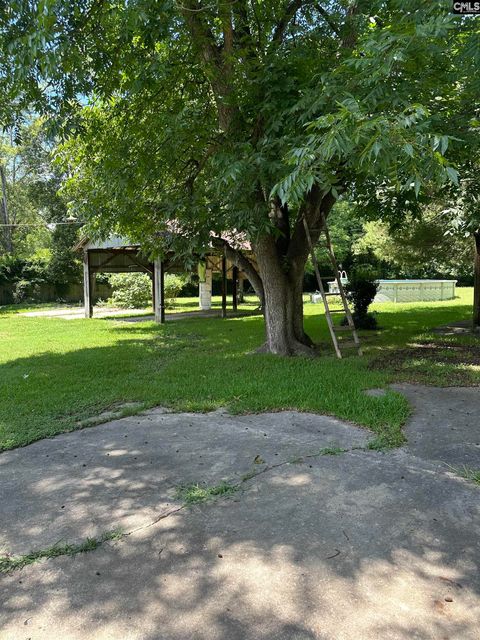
[369,342,480,386]
[433,320,480,336]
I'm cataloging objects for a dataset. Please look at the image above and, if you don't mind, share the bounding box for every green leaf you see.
[445,166,459,185]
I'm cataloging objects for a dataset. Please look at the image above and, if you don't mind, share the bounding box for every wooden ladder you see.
[303,215,362,359]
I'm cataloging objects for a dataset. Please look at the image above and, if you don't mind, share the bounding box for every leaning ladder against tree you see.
[303,214,362,359]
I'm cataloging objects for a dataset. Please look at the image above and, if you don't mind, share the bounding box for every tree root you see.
[254,340,319,357]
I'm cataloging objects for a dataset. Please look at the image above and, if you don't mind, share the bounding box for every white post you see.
[83,251,92,318]
[199,268,212,310]
[154,259,165,323]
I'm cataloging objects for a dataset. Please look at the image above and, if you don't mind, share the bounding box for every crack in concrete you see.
[2,439,470,575]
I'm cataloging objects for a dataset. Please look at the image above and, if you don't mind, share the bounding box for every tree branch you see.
[314,3,341,37]
[219,0,234,57]
[232,0,252,45]
[181,1,237,131]
[340,1,359,50]
[272,0,306,44]
[287,187,336,265]
[269,197,290,257]
[211,236,265,305]
[272,0,341,44]
[181,1,222,72]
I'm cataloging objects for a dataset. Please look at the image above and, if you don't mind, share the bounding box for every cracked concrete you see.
[1,386,480,639]
[394,384,480,469]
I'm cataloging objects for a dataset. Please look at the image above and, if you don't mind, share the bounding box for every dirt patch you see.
[369,342,480,386]
[433,320,480,336]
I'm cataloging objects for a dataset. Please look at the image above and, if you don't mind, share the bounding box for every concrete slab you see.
[0,409,369,555]
[432,320,480,336]
[1,386,480,639]
[394,384,480,469]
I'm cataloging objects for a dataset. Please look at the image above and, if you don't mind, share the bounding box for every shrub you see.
[164,274,186,307]
[0,255,25,285]
[107,272,187,309]
[13,279,36,304]
[344,267,379,330]
[107,273,152,309]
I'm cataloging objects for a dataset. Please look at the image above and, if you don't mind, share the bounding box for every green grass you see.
[0,529,123,574]
[449,464,480,485]
[0,289,477,452]
[175,482,239,504]
[317,446,347,456]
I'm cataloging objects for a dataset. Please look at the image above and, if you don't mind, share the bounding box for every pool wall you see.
[374,280,457,303]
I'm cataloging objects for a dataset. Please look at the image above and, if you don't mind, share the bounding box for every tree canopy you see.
[2,1,479,349]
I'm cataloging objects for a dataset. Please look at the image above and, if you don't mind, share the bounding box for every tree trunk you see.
[254,234,314,356]
[292,277,314,347]
[0,164,13,254]
[250,189,336,356]
[474,230,480,331]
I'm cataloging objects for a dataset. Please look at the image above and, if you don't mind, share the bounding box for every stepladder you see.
[303,214,362,359]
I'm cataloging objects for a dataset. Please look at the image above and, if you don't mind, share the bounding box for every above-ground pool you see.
[312,279,458,304]
[374,279,457,303]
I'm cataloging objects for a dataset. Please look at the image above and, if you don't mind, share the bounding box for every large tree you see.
[2,1,475,352]
[0,118,80,274]
[0,120,53,257]
[440,166,480,330]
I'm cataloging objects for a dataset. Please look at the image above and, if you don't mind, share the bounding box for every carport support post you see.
[154,259,165,323]
[232,265,238,312]
[151,265,155,314]
[474,230,480,331]
[83,251,93,318]
[221,254,227,319]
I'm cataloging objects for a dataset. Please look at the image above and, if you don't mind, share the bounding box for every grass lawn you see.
[0,289,478,452]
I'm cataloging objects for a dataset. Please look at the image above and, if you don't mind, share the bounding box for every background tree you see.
[3,1,474,353]
[21,120,81,285]
[0,121,51,257]
[0,117,81,301]
[354,208,474,282]
[440,166,480,330]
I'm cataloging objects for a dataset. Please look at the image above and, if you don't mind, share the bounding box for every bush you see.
[1,253,52,303]
[164,274,186,307]
[0,255,25,285]
[107,272,187,309]
[107,273,152,309]
[12,279,38,304]
[344,267,379,330]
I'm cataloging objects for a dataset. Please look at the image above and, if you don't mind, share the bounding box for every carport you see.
[74,235,245,322]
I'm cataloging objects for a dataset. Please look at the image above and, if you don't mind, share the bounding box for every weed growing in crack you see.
[241,470,259,482]
[448,464,480,486]
[0,529,123,574]
[318,446,346,456]
[175,481,239,505]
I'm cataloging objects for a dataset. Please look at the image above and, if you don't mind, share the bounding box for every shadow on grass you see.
[0,315,409,451]
[1,300,477,451]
